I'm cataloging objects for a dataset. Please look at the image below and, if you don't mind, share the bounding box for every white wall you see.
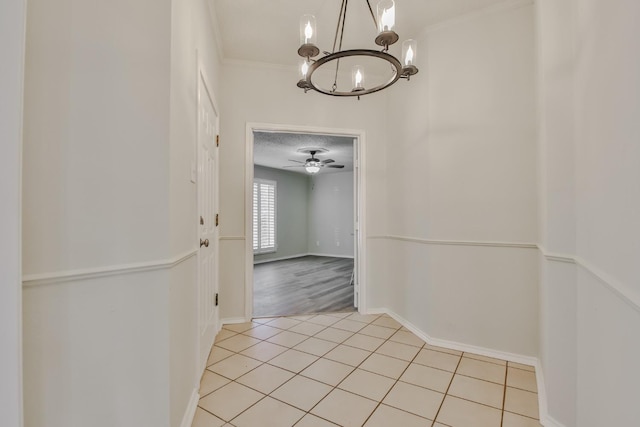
[308,172,355,258]
[22,0,172,425]
[0,0,26,426]
[253,166,310,262]
[23,274,171,427]
[381,2,539,357]
[537,1,640,425]
[22,0,222,425]
[23,0,172,274]
[218,62,390,319]
[573,1,640,422]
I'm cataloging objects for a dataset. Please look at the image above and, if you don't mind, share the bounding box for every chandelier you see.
[297,0,418,99]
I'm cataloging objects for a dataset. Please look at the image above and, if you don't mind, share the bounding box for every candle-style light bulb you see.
[374,1,399,47]
[298,15,319,58]
[352,65,365,91]
[380,5,395,32]
[376,0,396,33]
[304,21,313,43]
[401,39,419,78]
[405,45,414,65]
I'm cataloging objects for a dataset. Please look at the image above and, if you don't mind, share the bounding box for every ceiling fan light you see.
[305,165,320,174]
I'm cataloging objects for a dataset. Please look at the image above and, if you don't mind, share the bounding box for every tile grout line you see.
[202,318,324,424]
[217,315,445,424]
[359,338,428,426]
[208,313,387,426]
[291,314,387,426]
[500,363,508,427]
[201,313,540,426]
[428,349,465,426]
[215,316,341,426]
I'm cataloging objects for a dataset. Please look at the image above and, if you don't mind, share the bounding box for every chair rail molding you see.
[538,244,640,313]
[22,249,198,288]
[368,234,537,249]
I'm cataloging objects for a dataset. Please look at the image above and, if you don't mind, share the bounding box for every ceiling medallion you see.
[297,0,418,99]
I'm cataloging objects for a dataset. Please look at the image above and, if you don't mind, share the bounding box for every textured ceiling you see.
[211,0,509,66]
[254,132,354,175]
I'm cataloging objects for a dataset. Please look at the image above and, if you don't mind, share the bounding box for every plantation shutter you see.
[253,182,259,251]
[253,179,277,253]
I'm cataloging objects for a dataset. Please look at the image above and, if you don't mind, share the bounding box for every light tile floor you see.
[193,312,542,427]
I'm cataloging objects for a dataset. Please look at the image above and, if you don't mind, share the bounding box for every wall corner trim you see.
[179,389,200,427]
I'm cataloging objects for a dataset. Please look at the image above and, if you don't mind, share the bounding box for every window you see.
[253,179,277,253]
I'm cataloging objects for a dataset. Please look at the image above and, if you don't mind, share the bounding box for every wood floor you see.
[253,255,355,317]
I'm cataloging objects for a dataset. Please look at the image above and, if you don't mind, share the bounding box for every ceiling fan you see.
[284,149,345,174]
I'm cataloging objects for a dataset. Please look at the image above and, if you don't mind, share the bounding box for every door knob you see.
[200,238,209,248]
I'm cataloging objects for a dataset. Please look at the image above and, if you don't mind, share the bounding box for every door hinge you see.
[215,293,219,306]
[200,215,204,225]
[215,213,219,227]
[216,135,219,147]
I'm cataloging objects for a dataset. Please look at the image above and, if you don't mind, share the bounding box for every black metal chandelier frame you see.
[297,0,418,98]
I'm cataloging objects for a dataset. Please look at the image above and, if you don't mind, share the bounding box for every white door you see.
[197,71,219,371]
[353,138,359,308]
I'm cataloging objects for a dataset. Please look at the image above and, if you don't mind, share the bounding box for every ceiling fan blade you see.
[288,159,305,164]
[321,159,335,164]
[282,165,306,168]
[327,164,345,168]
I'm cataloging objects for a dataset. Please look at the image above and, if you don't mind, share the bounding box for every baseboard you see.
[253,253,310,265]
[306,253,355,259]
[179,388,199,427]
[540,413,567,427]
[366,307,554,423]
[381,308,537,366]
[534,360,568,427]
[253,253,355,265]
[221,317,248,325]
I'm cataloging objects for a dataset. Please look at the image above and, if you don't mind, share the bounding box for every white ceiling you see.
[254,132,354,175]
[211,0,508,67]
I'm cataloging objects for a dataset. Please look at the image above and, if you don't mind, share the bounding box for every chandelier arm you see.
[339,0,348,52]
[332,0,347,53]
[365,0,378,30]
[332,0,349,92]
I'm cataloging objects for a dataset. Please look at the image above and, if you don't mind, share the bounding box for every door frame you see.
[244,123,367,320]
[196,54,220,373]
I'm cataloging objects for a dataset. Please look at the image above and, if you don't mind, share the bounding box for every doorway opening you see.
[245,124,366,320]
